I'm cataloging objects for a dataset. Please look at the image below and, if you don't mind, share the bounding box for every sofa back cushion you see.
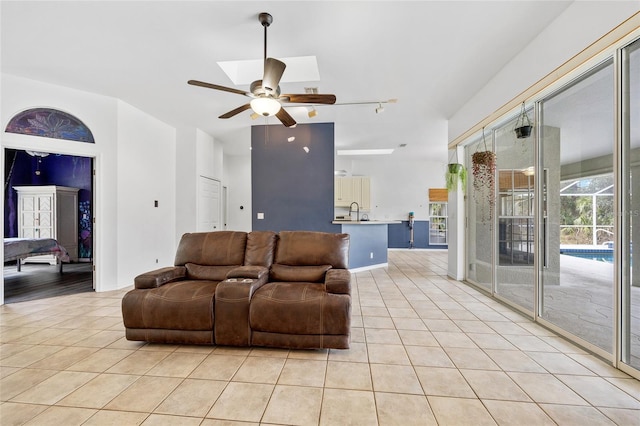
[274,231,349,269]
[270,264,332,283]
[174,231,247,266]
[245,231,277,267]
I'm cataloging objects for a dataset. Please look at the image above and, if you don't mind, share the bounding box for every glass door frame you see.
[617,36,638,377]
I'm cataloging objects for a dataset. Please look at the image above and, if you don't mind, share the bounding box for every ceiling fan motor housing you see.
[250,80,280,98]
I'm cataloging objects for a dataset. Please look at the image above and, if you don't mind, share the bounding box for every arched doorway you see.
[3,108,95,303]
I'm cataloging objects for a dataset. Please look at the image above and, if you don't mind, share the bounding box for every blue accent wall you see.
[251,123,340,233]
[388,220,447,249]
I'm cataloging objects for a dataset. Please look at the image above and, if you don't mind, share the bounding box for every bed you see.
[4,238,70,273]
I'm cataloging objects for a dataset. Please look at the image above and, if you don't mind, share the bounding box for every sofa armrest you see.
[215,273,270,346]
[325,269,351,294]
[134,266,186,289]
[227,265,269,280]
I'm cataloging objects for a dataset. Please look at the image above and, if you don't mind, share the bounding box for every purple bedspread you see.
[4,238,70,263]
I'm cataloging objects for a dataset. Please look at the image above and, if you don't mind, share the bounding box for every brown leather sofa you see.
[121,230,351,349]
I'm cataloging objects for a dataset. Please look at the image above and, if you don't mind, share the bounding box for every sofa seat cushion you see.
[122,280,218,331]
[249,282,350,335]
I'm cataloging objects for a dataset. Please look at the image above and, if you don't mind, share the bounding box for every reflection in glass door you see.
[495,115,535,312]
[540,59,615,354]
[621,38,640,371]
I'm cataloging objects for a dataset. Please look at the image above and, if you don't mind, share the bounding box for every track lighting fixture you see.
[375,103,384,114]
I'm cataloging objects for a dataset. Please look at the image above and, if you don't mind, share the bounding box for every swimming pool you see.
[560,248,614,263]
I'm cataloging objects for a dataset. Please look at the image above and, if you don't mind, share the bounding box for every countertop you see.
[332,220,402,225]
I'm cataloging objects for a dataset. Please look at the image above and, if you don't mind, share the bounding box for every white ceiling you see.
[1,1,574,160]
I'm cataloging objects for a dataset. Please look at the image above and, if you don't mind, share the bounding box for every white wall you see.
[175,128,225,240]
[343,158,445,221]
[334,117,449,221]
[1,74,120,299]
[448,1,640,142]
[196,129,223,181]
[175,127,198,241]
[223,153,252,231]
[116,100,176,285]
[0,74,179,301]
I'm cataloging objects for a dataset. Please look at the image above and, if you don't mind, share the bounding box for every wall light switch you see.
[257,212,265,219]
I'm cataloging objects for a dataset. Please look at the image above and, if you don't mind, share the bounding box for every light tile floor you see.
[1,250,639,425]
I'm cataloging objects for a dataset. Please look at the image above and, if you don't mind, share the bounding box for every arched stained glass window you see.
[5,108,94,143]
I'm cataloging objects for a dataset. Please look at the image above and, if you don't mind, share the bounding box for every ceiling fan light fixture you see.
[522,166,535,176]
[250,97,281,116]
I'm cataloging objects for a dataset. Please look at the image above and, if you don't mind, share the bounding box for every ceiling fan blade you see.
[262,58,286,95]
[219,103,252,119]
[276,108,297,128]
[281,94,337,104]
[188,80,249,96]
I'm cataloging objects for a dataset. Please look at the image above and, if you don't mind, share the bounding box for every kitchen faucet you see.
[349,201,360,222]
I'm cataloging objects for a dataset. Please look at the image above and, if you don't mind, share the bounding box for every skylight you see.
[337,149,395,156]
[218,56,320,85]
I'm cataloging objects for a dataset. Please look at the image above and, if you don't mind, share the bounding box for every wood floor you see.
[3,262,93,304]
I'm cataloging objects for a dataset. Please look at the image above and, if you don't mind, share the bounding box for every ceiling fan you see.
[188,12,336,128]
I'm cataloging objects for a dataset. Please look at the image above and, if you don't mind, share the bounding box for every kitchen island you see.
[332,220,401,271]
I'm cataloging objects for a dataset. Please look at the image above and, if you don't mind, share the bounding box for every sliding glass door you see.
[621,38,640,371]
[459,34,640,376]
[539,58,615,355]
[466,138,493,292]
[495,113,535,312]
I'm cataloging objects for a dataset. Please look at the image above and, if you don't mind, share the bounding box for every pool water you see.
[563,251,614,263]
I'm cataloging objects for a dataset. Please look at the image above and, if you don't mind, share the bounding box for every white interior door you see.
[198,176,221,232]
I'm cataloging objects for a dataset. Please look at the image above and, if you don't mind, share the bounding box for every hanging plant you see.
[514,102,532,139]
[445,163,467,192]
[472,128,497,222]
[445,150,467,192]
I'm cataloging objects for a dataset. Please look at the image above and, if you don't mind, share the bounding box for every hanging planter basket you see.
[472,151,496,190]
[472,129,497,222]
[514,102,532,139]
[445,163,467,192]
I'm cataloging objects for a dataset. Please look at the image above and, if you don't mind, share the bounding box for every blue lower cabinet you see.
[340,223,389,269]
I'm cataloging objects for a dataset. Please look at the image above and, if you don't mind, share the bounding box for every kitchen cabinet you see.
[14,185,79,263]
[334,177,353,207]
[356,177,371,210]
[334,177,371,210]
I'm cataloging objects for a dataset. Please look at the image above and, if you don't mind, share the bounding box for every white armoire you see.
[14,185,79,263]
